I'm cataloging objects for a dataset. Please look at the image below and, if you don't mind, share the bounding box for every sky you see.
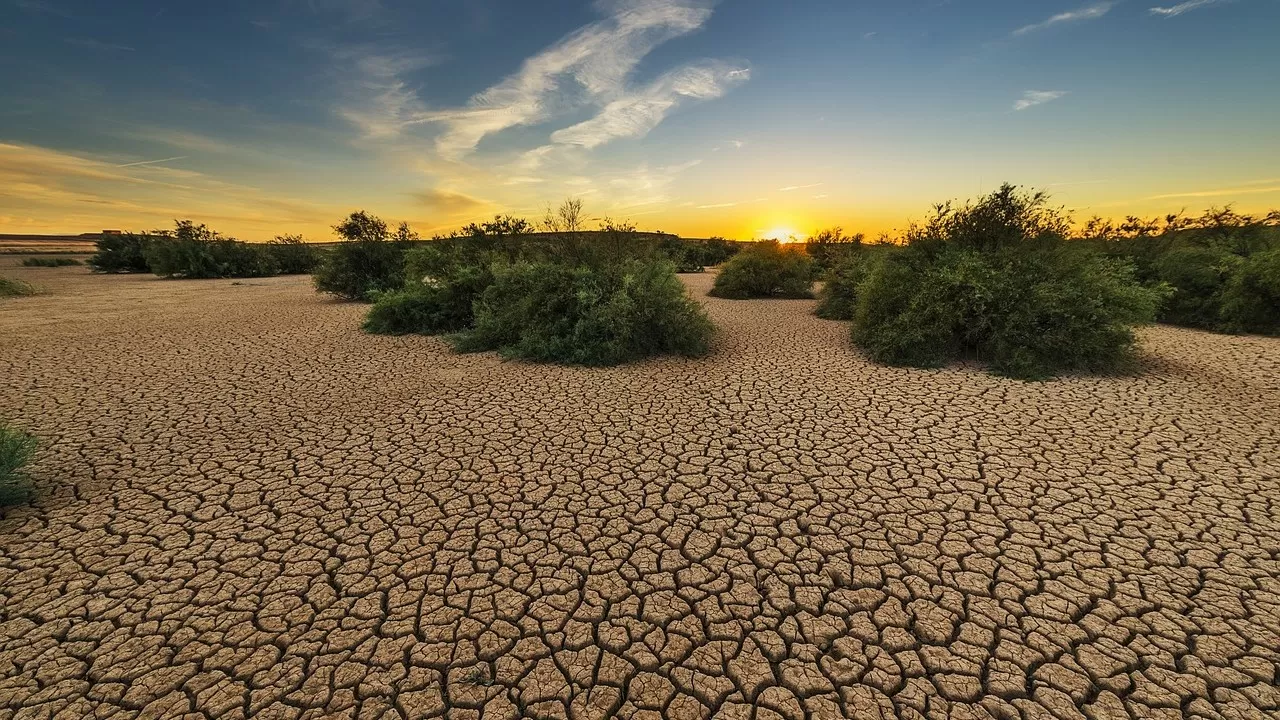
[2,0,1278,241]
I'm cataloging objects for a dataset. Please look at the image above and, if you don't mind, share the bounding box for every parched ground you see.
[1,263,1278,720]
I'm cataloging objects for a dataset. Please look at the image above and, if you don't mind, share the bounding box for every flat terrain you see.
[2,262,1278,720]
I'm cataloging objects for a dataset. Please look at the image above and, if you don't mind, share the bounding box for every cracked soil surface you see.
[1,263,1278,720]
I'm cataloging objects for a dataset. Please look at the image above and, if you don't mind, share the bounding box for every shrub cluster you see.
[452,258,713,365]
[146,221,278,279]
[264,235,321,275]
[827,185,1165,380]
[362,214,715,366]
[0,423,37,506]
[0,277,38,297]
[90,224,321,279]
[21,257,82,267]
[314,212,416,301]
[1085,208,1279,335]
[708,240,814,299]
[89,232,152,273]
[659,236,741,272]
[805,227,864,275]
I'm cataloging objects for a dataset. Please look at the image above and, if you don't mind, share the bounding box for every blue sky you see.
[2,0,1278,239]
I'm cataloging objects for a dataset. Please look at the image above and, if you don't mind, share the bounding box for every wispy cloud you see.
[548,61,749,149]
[65,37,135,52]
[1149,0,1232,17]
[424,0,727,158]
[13,0,75,18]
[1147,182,1280,200]
[779,182,823,192]
[116,156,186,168]
[1014,90,1068,110]
[334,50,439,139]
[409,188,489,214]
[1013,3,1114,35]
[337,0,746,161]
[697,201,737,209]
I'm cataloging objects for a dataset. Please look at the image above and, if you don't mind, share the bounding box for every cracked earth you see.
[1,263,1278,720]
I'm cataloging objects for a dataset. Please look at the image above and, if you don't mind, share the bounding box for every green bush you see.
[89,232,152,273]
[815,247,887,320]
[314,211,413,301]
[0,423,37,506]
[1219,248,1280,335]
[851,185,1164,380]
[265,235,320,275]
[0,277,38,297]
[452,258,713,365]
[709,241,814,299]
[21,257,81,267]
[852,246,990,369]
[145,221,277,279]
[363,259,493,336]
[1151,247,1238,329]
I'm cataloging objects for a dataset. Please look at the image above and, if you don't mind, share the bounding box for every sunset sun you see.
[761,226,803,242]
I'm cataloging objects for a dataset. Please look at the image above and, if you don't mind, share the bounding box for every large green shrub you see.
[452,258,713,365]
[145,221,277,279]
[0,423,37,506]
[1151,247,1238,329]
[1219,248,1280,335]
[708,241,814,299]
[89,232,152,273]
[851,185,1164,380]
[314,211,413,301]
[0,277,38,297]
[22,257,81,267]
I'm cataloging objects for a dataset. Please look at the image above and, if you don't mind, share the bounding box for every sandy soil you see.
[1,264,1278,719]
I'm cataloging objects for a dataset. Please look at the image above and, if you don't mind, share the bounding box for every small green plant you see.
[21,257,82,267]
[0,277,39,297]
[0,423,38,506]
[89,232,153,273]
[709,240,814,299]
[314,211,414,301]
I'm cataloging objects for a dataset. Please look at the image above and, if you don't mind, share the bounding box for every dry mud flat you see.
[1,265,1278,720]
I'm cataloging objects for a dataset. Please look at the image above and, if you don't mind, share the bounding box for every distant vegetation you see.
[360,201,715,365]
[21,257,81,267]
[1083,208,1280,336]
[89,223,320,278]
[0,422,37,506]
[709,240,814,299]
[0,277,38,297]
